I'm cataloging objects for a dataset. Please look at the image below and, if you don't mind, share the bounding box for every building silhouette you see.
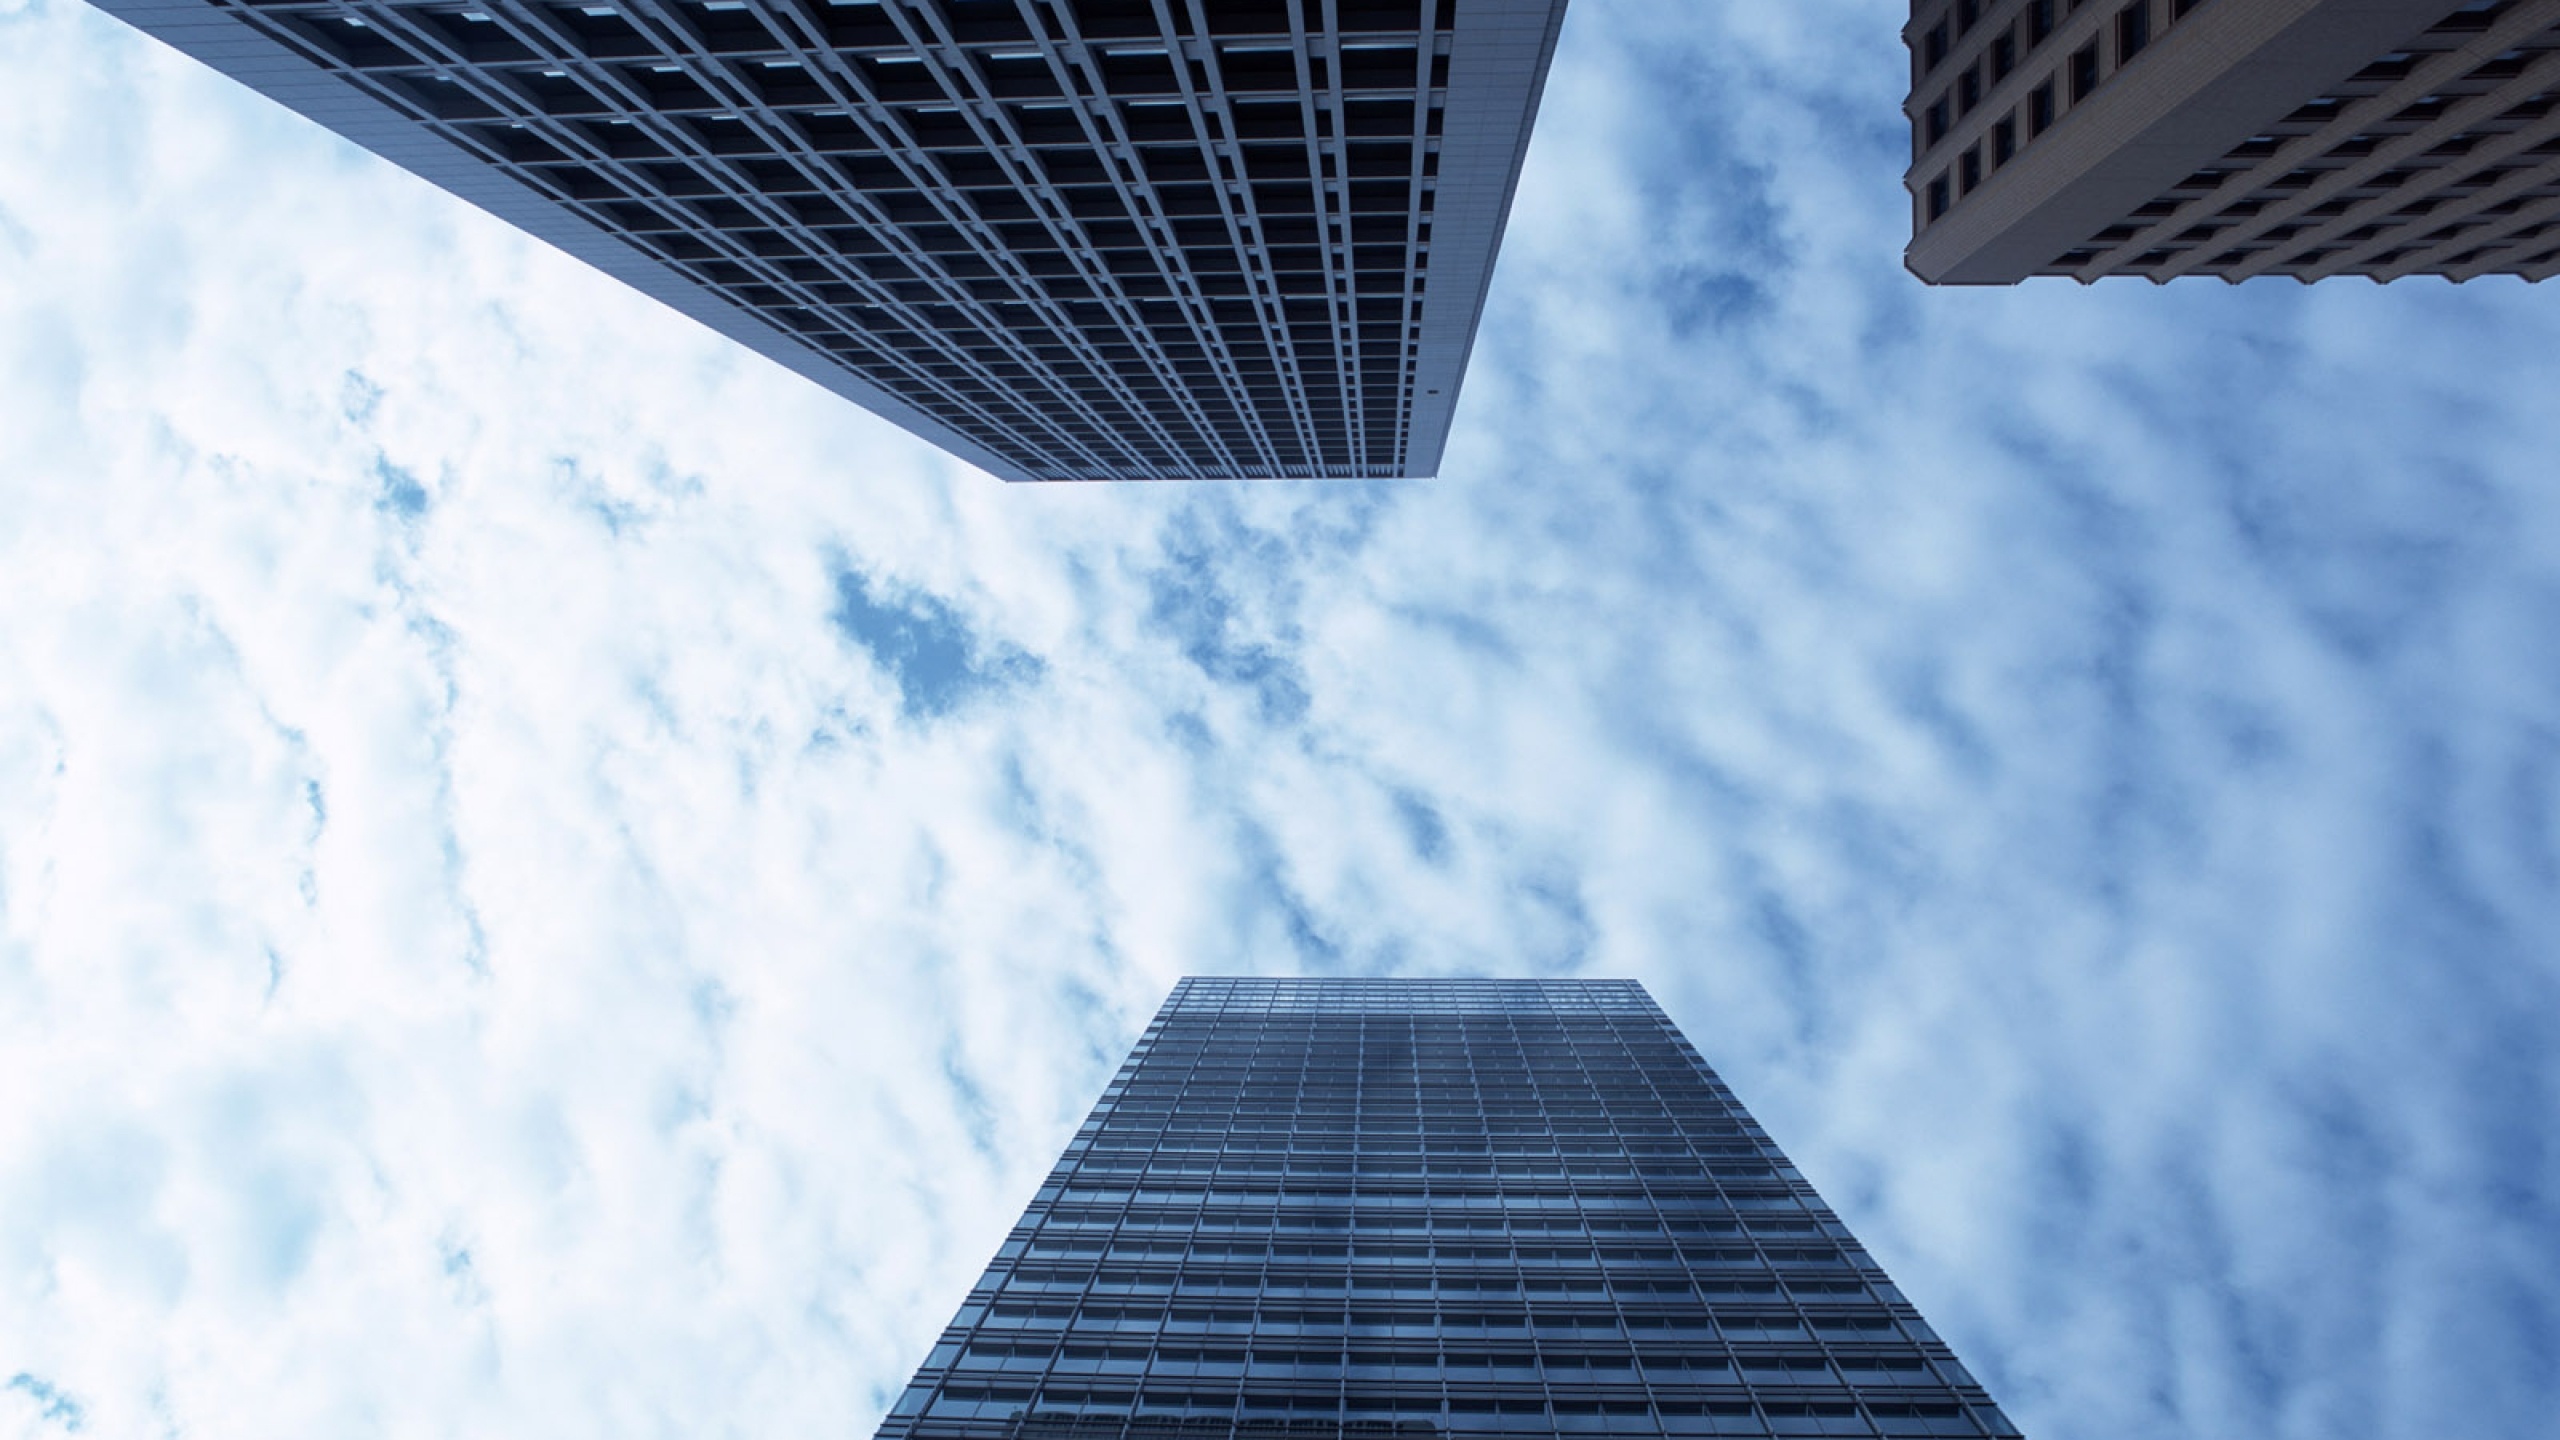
[95,0,1567,480]
[1904,0,2560,283]
[878,976,2020,1440]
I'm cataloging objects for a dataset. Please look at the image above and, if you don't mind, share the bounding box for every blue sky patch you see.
[829,563,1043,721]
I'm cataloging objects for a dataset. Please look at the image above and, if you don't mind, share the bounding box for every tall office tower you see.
[879,977,2020,1440]
[94,1,1567,480]
[1903,0,2560,284]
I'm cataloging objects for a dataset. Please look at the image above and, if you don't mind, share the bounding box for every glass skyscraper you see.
[880,977,2019,1440]
[94,0,1568,480]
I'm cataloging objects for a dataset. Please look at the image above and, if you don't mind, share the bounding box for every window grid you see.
[2046,1,2560,281]
[1904,0,2560,283]
[881,979,2020,1440]
[1903,0,2212,229]
[189,0,1524,479]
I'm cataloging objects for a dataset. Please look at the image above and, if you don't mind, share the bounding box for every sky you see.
[2,1,2557,1437]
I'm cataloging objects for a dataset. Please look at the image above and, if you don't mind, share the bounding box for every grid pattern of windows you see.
[879,978,2020,1440]
[102,0,1566,480]
[1906,0,2225,231]
[1904,0,2560,283]
[2047,0,2560,280]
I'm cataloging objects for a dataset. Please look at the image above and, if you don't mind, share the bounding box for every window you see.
[2030,81,2056,133]
[1958,65,1982,116]
[1927,173,1951,220]
[1960,145,1982,194]
[2070,42,2101,101]
[2029,0,2056,43]
[1993,114,2017,165]
[1992,32,2017,80]
[1926,96,1951,145]
[2117,2,2152,62]
[1924,22,1949,70]
[1957,0,1980,34]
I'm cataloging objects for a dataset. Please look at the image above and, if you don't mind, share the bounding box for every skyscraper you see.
[879,977,2020,1440]
[1904,0,2560,284]
[94,0,1568,480]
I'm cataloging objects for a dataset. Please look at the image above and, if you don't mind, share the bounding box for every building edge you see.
[1398,0,1570,475]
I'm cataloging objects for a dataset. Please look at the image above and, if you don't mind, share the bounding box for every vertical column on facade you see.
[1172,0,1332,476]
[857,0,1219,472]
[1004,0,1255,476]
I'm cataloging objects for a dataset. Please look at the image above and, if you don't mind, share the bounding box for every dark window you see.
[1958,65,1982,116]
[2030,0,2056,44]
[1993,114,2017,165]
[2117,2,2152,61]
[1993,32,2017,80]
[2354,50,2421,84]
[1924,22,1949,70]
[2030,82,2056,133]
[2070,42,2101,101]
[1926,96,1951,145]
[1927,173,1951,220]
[1959,145,1982,194]
[1957,0,1981,35]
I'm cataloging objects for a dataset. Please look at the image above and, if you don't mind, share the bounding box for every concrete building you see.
[1904,0,2560,283]
[94,0,1568,480]
[878,976,2021,1440]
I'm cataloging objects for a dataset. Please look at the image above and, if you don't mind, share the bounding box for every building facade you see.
[1904,0,2560,283]
[878,977,2019,1440]
[95,0,1567,480]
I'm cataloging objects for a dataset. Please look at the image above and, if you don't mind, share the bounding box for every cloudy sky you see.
[4,0,2558,1436]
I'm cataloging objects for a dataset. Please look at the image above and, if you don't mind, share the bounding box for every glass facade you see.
[94,0,1567,480]
[881,977,2020,1440]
